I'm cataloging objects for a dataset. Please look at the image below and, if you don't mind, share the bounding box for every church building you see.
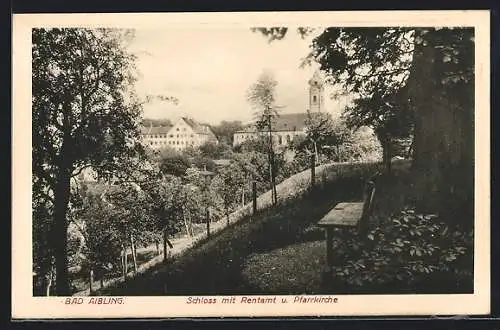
[233,70,326,147]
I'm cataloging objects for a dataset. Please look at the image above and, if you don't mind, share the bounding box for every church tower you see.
[308,70,325,112]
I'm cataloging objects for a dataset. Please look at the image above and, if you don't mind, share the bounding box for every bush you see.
[336,126,382,163]
[159,152,191,177]
[331,206,473,292]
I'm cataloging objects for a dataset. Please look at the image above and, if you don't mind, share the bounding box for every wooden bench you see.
[317,178,377,271]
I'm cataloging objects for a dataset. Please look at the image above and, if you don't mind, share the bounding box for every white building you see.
[141,117,218,152]
[233,70,326,148]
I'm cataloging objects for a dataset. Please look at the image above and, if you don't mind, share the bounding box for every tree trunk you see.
[267,118,277,206]
[45,270,53,296]
[130,235,137,273]
[407,29,474,229]
[313,141,319,164]
[383,134,392,174]
[241,187,245,207]
[122,246,128,280]
[89,268,94,294]
[183,210,191,239]
[163,229,168,262]
[206,208,210,238]
[53,164,72,296]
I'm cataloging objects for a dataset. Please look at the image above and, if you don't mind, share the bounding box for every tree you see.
[190,155,216,172]
[211,120,245,145]
[212,164,245,225]
[32,28,145,295]
[344,89,413,172]
[252,27,474,228]
[69,186,122,290]
[158,149,191,177]
[406,28,474,224]
[199,142,219,159]
[247,71,281,205]
[140,175,183,261]
[233,135,269,155]
[340,126,383,163]
[292,113,352,163]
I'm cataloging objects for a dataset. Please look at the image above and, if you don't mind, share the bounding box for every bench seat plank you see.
[317,202,364,227]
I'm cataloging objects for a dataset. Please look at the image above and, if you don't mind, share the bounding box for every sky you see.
[127,27,347,125]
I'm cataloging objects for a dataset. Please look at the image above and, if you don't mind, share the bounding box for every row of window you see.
[149,140,195,146]
[146,133,195,139]
[236,134,295,145]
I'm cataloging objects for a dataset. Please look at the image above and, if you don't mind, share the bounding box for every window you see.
[278,135,283,145]
[177,134,179,138]
[169,134,174,138]
[313,95,317,103]
[176,128,179,131]
[176,141,179,145]
[286,135,291,143]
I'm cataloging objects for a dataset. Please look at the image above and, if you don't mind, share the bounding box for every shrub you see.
[331,206,473,291]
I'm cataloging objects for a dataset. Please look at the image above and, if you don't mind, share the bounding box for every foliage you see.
[210,120,245,145]
[32,27,144,294]
[391,136,413,158]
[332,207,473,289]
[247,71,281,132]
[288,114,382,164]
[139,175,185,236]
[73,191,123,274]
[246,71,282,204]
[158,149,191,177]
[232,135,269,154]
[252,26,475,222]
[198,141,233,161]
[211,163,246,217]
[190,155,216,172]
[335,126,383,163]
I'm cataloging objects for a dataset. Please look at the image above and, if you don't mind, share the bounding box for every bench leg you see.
[325,227,333,271]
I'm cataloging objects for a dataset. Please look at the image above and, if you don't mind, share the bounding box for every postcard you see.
[12,10,490,318]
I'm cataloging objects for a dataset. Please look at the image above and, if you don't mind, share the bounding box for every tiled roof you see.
[182,117,215,136]
[140,125,173,135]
[235,112,310,133]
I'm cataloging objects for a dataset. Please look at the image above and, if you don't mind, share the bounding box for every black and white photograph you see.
[12,10,490,318]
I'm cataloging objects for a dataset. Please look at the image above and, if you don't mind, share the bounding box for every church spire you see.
[308,70,324,112]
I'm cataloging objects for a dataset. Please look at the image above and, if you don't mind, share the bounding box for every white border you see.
[12,10,491,318]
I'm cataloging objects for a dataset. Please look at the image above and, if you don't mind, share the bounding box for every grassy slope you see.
[98,161,387,296]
